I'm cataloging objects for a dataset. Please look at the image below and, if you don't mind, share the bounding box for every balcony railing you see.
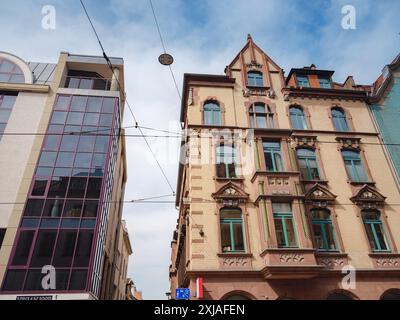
[64,76,112,91]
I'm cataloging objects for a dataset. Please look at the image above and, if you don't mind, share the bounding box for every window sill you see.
[300,179,329,184]
[369,252,397,257]
[215,176,244,182]
[349,181,375,186]
[218,252,252,258]
[246,85,270,90]
[315,251,347,257]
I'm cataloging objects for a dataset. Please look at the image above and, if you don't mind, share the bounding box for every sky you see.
[0,0,399,300]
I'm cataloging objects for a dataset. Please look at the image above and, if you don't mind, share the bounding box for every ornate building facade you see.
[170,36,400,300]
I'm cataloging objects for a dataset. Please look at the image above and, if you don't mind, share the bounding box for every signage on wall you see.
[16,296,53,301]
[175,288,190,300]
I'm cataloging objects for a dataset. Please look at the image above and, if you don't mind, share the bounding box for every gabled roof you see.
[227,34,281,71]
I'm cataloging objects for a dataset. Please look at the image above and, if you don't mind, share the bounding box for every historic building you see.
[0,51,131,300]
[369,54,400,183]
[170,36,400,300]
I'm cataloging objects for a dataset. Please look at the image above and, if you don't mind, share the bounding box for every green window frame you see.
[263,141,284,172]
[216,145,237,179]
[273,203,298,248]
[249,103,274,129]
[362,210,390,252]
[297,148,321,180]
[220,209,245,253]
[342,150,368,182]
[289,106,308,130]
[297,75,310,87]
[311,209,338,252]
[204,101,221,126]
[247,71,264,87]
[332,108,350,132]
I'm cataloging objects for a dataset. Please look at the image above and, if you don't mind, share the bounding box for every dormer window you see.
[296,75,310,88]
[319,77,331,89]
[247,71,264,87]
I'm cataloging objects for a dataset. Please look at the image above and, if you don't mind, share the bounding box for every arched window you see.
[247,71,264,87]
[381,289,400,300]
[332,107,350,132]
[204,101,221,126]
[220,208,245,253]
[249,103,274,128]
[289,106,308,130]
[0,58,25,84]
[341,150,368,182]
[327,293,354,300]
[362,210,390,252]
[297,149,320,180]
[311,209,338,251]
[216,145,237,179]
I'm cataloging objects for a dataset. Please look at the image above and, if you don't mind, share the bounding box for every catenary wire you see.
[79,0,176,195]
[148,0,182,101]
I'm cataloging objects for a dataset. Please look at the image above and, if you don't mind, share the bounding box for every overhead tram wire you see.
[79,0,176,195]
[149,0,182,102]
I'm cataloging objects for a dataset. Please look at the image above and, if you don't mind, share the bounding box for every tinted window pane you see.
[43,135,59,151]
[82,201,98,217]
[50,112,67,125]
[80,219,96,229]
[99,114,113,126]
[64,125,81,134]
[67,177,87,198]
[24,200,44,217]
[3,270,26,291]
[53,167,72,177]
[69,270,88,290]
[12,231,34,265]
[92,153,106,169]
[55,96,70,111]
[60,135,79,152]
[56,270,70,291]
[38,152,57,167]
[67,112,84,126]
[31,179,48,196]
[86,178,102,199]
[25,270,44,291]
[30,230,57,267]
[83,113,100,126]
[61,219,80,229]
[63,200,83,217]
[87,97,102,112]
[78,136,96,153]
[48,124,64,134]
[102,98,115,113]
[74,231,93,267]
[95,136,109,153]
[21,218,40,228]
[71,96,87,112]
[40,219,60,228]
[42,199,64,217]
[72,168,89,177]
[48,177,69,197]
[0,109,11,122]
[53,231,77,267]
[56,152,75,168]
[74,153,92,168]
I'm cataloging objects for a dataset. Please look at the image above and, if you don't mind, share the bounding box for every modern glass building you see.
[0,52,131,300]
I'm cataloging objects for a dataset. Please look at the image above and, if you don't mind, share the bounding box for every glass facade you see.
[1,94,121,295]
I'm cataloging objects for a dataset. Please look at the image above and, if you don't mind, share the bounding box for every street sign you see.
[175,288,190,300]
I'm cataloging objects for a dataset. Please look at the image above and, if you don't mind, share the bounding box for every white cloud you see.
[0,0,399,299]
